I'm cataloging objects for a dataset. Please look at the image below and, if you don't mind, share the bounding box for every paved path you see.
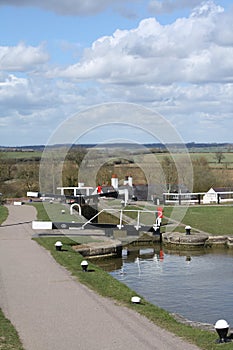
[0,205,201,350]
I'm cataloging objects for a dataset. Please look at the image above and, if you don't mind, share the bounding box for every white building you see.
[203,187,233,204]
[203,188,218,204]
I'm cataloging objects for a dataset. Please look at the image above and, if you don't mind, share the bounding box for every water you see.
[99,247,233,326]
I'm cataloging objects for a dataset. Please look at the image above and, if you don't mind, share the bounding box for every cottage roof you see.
[213,187,233,193]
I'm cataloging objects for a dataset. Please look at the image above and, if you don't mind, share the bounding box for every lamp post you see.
[185,225,191,235]
[131,296,141,304]
[215,319,231,343]
[81,260,88,272]
[54,241,63,251]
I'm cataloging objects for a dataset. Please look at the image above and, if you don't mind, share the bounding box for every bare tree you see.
[17,162,39,192]
[161,156,178,192]
[192,157,215,192]
[214,151,225,164]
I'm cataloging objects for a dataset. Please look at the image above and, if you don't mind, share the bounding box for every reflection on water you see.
[96,246,233,326]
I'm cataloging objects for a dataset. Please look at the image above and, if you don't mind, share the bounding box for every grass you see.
[0,205,8,224]
[29,202,50,220]
[125,203,233,235]
[0,309,24,350]
[33,235,231,350]
[163,206,233,235]
[29,201,84,223]
[143,151,233,165]
[1,151,42,159]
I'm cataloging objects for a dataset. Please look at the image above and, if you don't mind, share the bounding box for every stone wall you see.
[163,231,233,248]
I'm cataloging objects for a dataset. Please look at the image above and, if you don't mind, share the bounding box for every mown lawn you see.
[164,206,233,235]
[124,203,233,235]
[29,201,85,223]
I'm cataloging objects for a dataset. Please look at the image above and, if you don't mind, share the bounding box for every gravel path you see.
[0,204,201,350]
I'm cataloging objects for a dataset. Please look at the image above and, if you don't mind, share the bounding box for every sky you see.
[0,0,233,146]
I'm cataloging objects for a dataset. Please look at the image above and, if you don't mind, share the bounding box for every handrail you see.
[81,208,158,230]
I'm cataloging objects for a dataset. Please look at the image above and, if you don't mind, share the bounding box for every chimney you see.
[128,175,133,187]
[111,174,118,189]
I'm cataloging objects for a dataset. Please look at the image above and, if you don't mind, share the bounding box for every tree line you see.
[0,148,232,199]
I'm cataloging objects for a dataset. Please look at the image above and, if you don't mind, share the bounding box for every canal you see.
[97,246,233,326]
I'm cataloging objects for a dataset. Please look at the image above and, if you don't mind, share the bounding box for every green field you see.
[121,203,233,236]
[163,205,233,235]
[1,151,42,159]
[143,151,233,166]
[2,148,233,164]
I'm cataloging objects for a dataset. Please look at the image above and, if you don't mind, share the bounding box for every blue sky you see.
[0,0,233,146]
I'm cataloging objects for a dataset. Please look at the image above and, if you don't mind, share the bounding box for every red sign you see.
[157,207,163,218]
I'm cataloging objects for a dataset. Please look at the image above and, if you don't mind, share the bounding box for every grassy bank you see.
[0,309,24,350]
[0,312,24,350]
[0,205,8,224]
[34,236,229,350]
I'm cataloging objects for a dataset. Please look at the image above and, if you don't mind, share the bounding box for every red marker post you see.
[155,207,163,243]
[97,185,102,194]
[157,207,163,219]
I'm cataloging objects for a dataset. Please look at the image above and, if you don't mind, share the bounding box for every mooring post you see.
[117,209,124,229]
[163,194,166,205]
[178,193,181,205]
[135,211,141,230]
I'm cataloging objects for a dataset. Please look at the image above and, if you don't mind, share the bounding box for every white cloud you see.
[0,73,62,126]
[0,43,49,72]
[190,0,224,17]
[211,8,233,46]
[0,70,101,145]
[1,1,233,144]
[49,1,233,86]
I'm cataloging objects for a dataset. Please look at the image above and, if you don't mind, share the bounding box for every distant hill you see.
[0,142,232,152]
